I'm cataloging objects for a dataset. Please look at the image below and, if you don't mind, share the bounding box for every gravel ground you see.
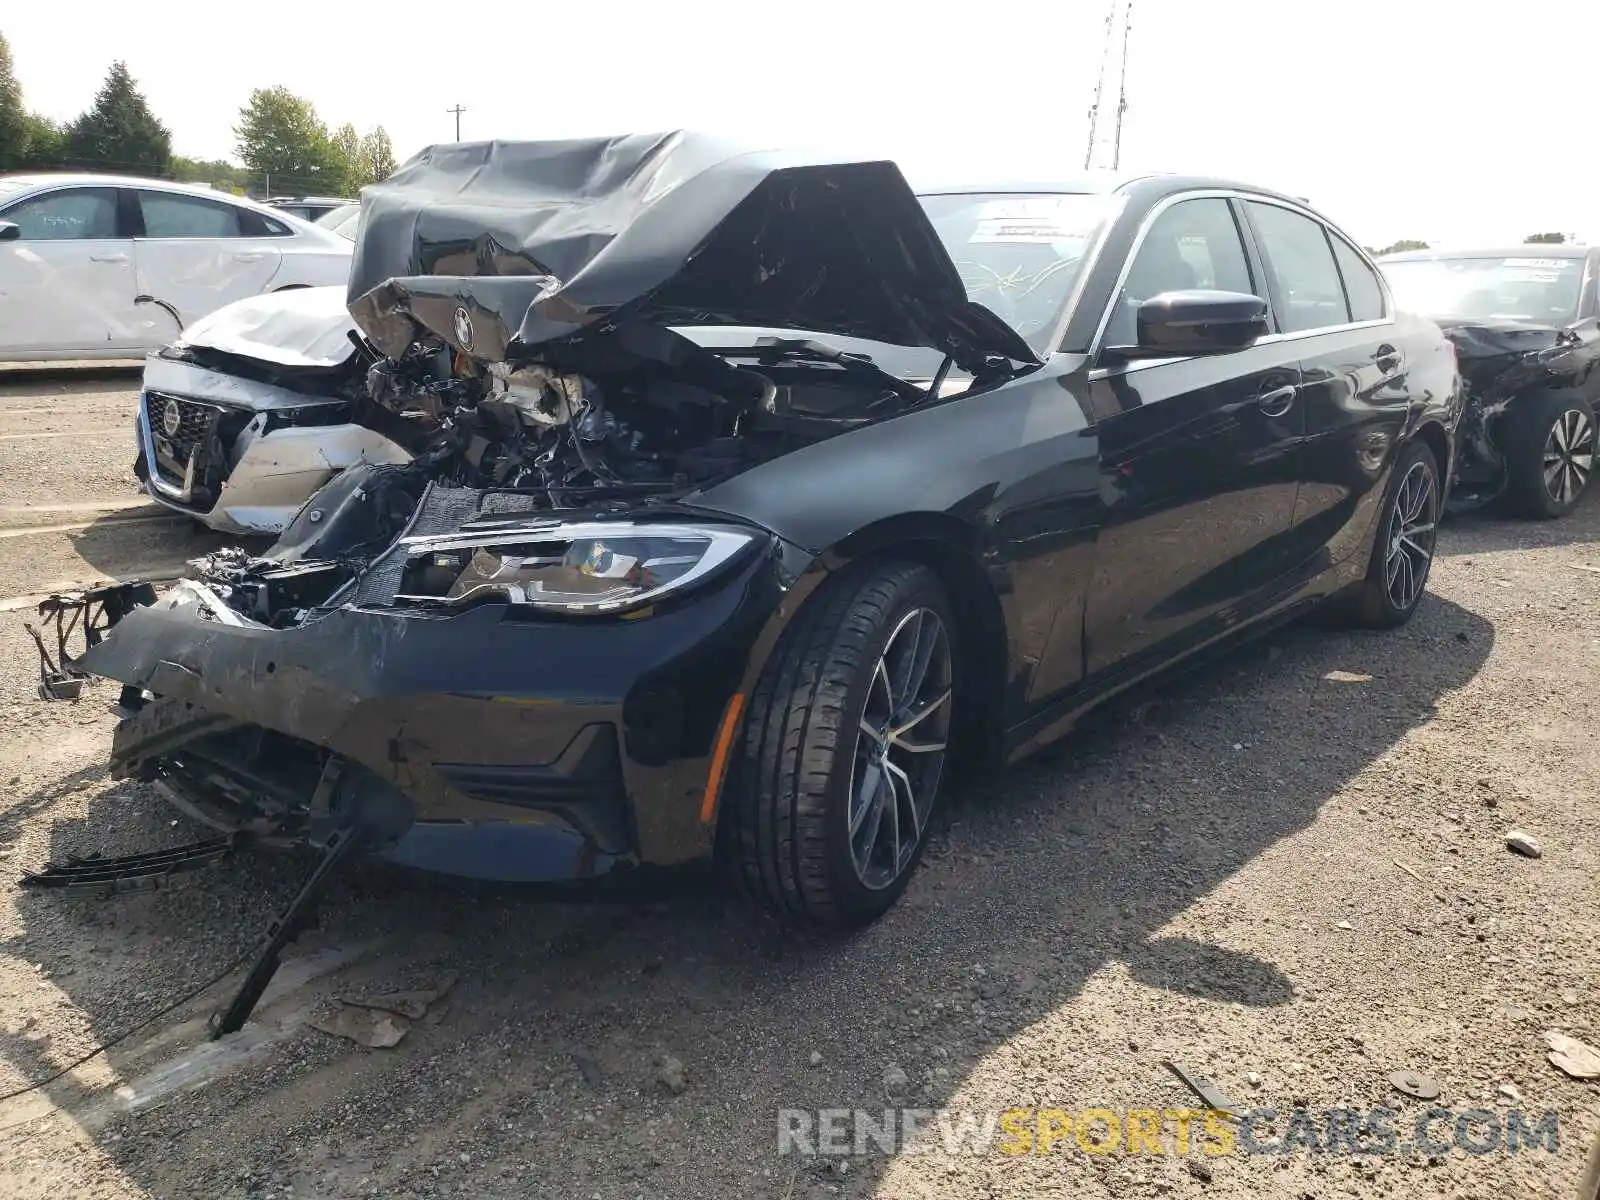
[0,369,1596,1199]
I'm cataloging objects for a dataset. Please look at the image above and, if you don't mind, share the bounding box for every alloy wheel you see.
[848,607,953,890]
[1385,459,1438,612]
[1542,408,1595,507]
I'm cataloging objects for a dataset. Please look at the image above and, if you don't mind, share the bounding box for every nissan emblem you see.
[161,398,183,438]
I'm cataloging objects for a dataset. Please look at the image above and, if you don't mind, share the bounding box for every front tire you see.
[1342,439,1441,629]
[1501,393,1596,519]
[725,561,957,929]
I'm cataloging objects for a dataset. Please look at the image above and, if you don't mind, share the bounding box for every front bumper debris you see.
[72,532,791,884]
[18,835,238,894]
[26,582,158,701]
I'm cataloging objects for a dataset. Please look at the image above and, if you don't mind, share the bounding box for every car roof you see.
[0,172,293,211]
[910,172,1319,210]
[1379,245,1593,262]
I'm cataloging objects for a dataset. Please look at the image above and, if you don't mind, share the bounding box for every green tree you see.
[330,121,361,191]
[0,32,26,171]
[1374,239,1429,256]
[356,126,397,185]
[20,113,64,169]
[234,86,346,195]
[1524,232,1566,244]
[171,155,252,193]
[63,61,172,175]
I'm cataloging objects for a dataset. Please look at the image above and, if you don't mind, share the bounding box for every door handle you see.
[1374,344,1404,372]
[232,252,266,263]
[89,253,129,264]
[1257,385,1298,417]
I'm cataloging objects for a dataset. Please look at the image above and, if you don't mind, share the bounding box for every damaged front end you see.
[1442,317,1600,508]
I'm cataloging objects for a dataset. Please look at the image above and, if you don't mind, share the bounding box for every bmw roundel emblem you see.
[452,306,474,352]
[161,398,183,438]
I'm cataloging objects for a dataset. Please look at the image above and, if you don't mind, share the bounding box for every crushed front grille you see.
[144,391,222,487]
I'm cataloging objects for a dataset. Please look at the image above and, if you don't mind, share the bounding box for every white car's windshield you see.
[316,204,361,239]
[1382,255,1585,325]
[0,178,38,208]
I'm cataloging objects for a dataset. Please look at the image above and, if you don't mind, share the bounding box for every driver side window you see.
[1103,198,1254,349]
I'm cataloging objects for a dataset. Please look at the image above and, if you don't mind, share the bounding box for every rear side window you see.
[240,210,292,237]
[138,192,244,238]
[1,188,119,240]
[1246,201,1349,332]
[1330,235,1386,322]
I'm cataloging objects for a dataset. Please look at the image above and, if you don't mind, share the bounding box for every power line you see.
[446,104,466,141]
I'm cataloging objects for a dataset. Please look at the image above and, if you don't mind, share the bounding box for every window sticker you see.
[969,197,1094,244]
[1501,258,1573,270]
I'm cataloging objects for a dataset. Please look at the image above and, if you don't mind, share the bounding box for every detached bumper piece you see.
[18,835,238,895]
[209,822,365,1039]
[27,582,158,702]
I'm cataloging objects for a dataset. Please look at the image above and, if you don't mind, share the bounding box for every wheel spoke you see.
[885,610,925,709]
[884,767,903,873]
[887,688,952,753]
[850,760,884,837]
[868,657,893,720]
[855,786,888,874]
[885,760,917,872]
[859,718,885,746]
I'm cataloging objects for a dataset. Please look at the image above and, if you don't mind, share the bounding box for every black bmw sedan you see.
[73,133,1462,933]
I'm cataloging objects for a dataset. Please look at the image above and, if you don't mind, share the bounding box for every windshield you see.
[0,178,37,206]
[1382,255,1585,325]
[316,203,361,239]
[919,191,1118,351]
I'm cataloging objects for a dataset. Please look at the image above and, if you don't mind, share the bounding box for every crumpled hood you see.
[174,285,360,370]
[345,131,1039,373]
[1436,315,1600,396]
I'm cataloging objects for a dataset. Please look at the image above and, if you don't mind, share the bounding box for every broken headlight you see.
[394,522,759,614]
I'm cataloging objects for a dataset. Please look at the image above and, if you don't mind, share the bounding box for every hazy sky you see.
[6,1,1595,248]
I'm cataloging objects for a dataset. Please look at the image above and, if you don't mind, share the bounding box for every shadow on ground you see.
[0,563,1500,1197]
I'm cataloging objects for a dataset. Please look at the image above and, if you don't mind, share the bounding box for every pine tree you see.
[63,61,172,175]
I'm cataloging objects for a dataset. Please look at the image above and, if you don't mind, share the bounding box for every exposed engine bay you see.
[180,320,955,628]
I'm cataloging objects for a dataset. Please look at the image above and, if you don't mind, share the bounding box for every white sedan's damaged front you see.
[133,287,413,535]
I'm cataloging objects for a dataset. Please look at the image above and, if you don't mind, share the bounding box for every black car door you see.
[1242,200,1418,568]
[1077,195,1307,679]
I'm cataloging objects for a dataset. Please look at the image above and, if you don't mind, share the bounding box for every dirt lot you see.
[0,367,1596,1199]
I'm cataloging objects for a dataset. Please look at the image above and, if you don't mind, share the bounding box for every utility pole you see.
[1083,0,1133,172]
[1111,1,1133,171]
[447,105,467,141]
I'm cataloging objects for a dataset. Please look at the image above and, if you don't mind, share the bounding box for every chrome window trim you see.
[1085,317,1395,380]
[1086,187,1394,369]
[1040,192,1130,356]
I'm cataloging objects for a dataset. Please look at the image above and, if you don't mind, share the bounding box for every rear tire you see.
[1501,392,1596,519]
[1340,439,1441,629]
[724,561,957,929]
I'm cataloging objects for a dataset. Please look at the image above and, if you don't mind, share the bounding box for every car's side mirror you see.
[1109,289,1270,358]
[0,221,20,242]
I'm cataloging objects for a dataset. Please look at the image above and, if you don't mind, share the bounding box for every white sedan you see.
[0,174,352,361]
